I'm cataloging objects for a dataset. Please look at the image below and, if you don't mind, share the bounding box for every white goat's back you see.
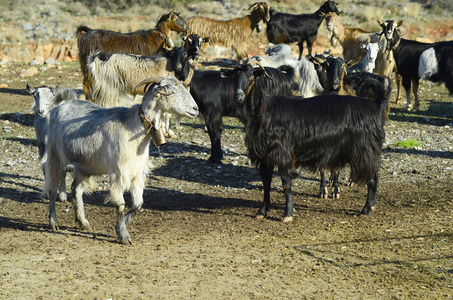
[298,58,324,98]
[418,47,438,80]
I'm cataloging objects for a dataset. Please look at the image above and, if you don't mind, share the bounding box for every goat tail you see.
[76,25,92,39]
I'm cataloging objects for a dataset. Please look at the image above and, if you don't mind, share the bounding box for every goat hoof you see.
[50,224,59,231]
[79,223,92,231]
[319,187,328,198]
[333,193,340,199]
[118,237,132,245]
[255,214,265,220]
[282,216,293,223]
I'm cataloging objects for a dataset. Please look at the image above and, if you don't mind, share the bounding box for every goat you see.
[221,65,387,222]
[247,43,300,70]
[182,33,210,62]
[27,84,80,202]
[175,62,294,164]
[308,54,391,199]
[42,76,199,244]
[389,27,453,111]
[77,10,188,100]
[418,42,453,92]
[265,1,340,59]
[88,46,195,108]
[310,55,391,101]
[347,42,381,73]
[187,2,270,61]
[324,12,399,79]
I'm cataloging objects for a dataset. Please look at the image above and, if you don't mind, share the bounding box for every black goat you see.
[221,65,387,222]
[266,1,340,59]
[178,63,294,164]
[389,27,453,111]
[309,54,391,198]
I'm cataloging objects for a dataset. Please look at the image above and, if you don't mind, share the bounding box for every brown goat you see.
[186,2,270,61]
[77,10,188,100]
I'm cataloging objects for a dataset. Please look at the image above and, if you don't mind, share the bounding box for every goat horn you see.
[248,3,258,10]
[134,77,164,91]
[251,60,273,80]
[246,58,260,67]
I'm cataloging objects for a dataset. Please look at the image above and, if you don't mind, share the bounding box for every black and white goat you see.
[221,64,387,221]
[266,1,340,59]
[43,76,198,244]
[389,27,453,111]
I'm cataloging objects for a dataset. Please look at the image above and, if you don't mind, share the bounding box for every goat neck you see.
[138,93,167,146]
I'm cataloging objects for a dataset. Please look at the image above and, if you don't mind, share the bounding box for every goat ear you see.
[26,83,35,94]
[397,20,403,27]
[203,37,210,43]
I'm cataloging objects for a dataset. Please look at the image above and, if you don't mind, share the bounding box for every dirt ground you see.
[1,51,453,299]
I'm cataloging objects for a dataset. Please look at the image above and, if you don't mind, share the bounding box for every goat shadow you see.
[389,97,453,127]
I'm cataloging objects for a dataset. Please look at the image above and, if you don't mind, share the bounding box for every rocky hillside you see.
[0,0,451,65]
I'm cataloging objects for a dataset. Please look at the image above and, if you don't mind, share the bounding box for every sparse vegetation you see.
[395,138,424,149]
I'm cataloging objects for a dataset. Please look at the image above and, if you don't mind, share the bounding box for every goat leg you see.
[281,175,294,223]
[257,162,273,219]
[360,174,378,216]
[319,170,329,199]
[48,193,59,231]
[116,211,132,245]
[331,172,340,199]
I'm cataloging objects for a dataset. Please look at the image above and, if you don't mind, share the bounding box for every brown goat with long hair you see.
[186,2,270,61]
[77,10,188,100]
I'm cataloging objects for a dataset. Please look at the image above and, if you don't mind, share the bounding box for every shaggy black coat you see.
[235,71,387,221]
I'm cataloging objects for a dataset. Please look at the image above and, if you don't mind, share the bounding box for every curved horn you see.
[246,58,260,67]
[248,3,258,10]
[134,77,164,91]
[252,60,273,80]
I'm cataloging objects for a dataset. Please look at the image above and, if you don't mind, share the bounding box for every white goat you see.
[247,43,301,72]
[27,84,81,202]
[347,42,381,73]
[43,76,199,245]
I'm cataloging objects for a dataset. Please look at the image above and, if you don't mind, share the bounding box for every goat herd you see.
[27,1,452,244]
